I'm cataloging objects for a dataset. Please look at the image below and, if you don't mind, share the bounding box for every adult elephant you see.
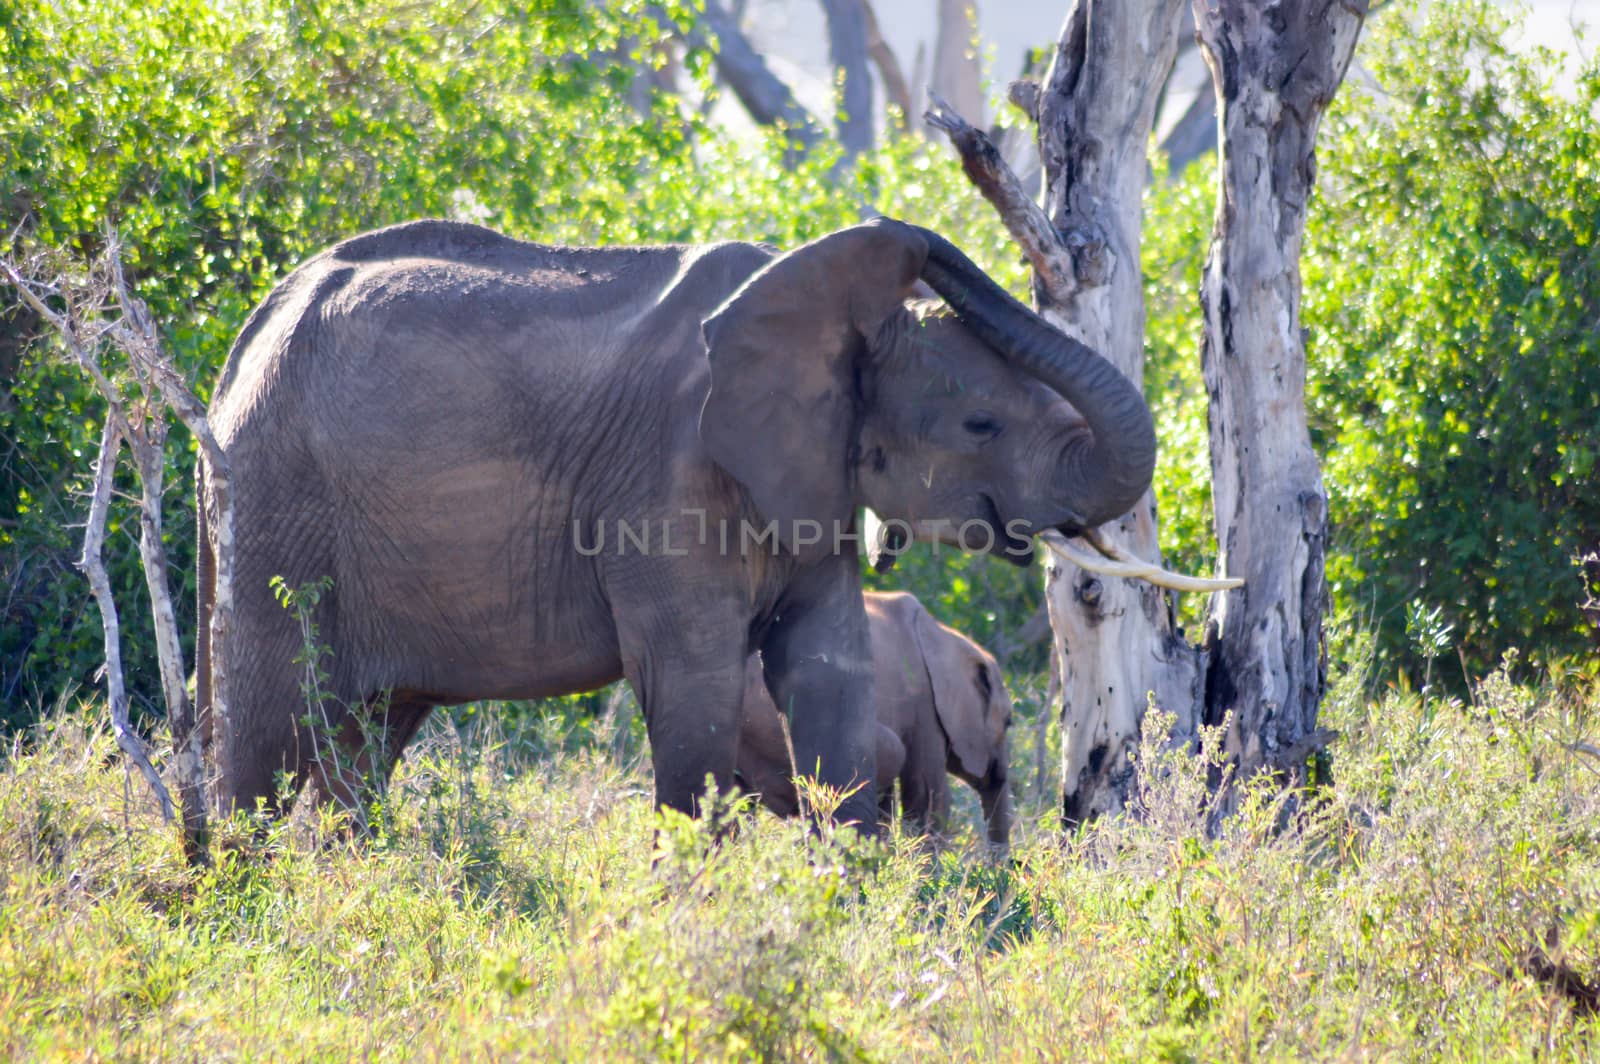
[196,217,1154,831]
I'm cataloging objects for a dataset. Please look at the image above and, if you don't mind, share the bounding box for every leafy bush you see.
[1303,0,1600,681]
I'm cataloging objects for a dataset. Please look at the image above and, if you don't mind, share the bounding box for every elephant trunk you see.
[980,779,1012,850]
[911,227,1156,530]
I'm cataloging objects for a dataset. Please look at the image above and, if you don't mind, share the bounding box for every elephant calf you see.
[736,591,1013,846]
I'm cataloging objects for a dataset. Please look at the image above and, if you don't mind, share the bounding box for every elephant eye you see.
[962,412,1001,438]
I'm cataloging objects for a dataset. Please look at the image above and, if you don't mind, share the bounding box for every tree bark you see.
[818,0,874,156]
[1031,0,1200,827]
[1193,0,1365,786]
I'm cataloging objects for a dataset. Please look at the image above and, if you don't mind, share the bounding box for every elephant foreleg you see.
[760,558,879,833]
[622,628,747,821]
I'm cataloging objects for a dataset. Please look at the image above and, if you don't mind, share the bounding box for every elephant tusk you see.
[1040,529,1245,593]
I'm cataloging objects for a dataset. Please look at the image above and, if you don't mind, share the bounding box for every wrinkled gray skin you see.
[737,591,1014,846]
[197,217,1154,830]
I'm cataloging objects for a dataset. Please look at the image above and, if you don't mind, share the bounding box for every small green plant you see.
[270,572,388,832]
[1405,600,1456,693]
[269,574,335,719]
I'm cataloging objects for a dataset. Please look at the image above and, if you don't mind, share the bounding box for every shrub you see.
[1303,0,1600,681]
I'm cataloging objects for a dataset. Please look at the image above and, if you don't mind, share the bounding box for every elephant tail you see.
[194,458,215,773]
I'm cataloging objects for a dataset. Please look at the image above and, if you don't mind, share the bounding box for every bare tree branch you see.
[101,242,237,827]
[663,1,824,161]
[1,262,173,823]
[860,0,912,130]
[923,93,1076,296]
[103,238,215,854]
[2,233,223,863]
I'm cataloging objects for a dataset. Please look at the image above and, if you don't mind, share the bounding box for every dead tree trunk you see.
[932,0,1365,825]
[860,0,912,130]
[1193,0,1365,783]
[1029,1,1200,826]
[927,1,1197,826]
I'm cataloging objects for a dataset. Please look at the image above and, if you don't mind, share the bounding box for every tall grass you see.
[1,665,1596,1060]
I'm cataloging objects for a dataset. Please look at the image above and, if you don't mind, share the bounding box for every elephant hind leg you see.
[211,644,306,822]
[302,692,434,828]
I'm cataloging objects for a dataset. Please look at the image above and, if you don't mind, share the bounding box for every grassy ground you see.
[1,663,1597,1061]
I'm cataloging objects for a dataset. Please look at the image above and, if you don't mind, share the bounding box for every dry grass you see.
[1,664,1597,1061]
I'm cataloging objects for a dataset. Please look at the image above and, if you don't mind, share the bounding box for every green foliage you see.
[0,668,1596,1058]
[13,0,1593,728]
[1138,1,1600,679]
[1303,0,1600,680]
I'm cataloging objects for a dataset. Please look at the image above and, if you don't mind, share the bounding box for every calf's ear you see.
[909,603,991,780]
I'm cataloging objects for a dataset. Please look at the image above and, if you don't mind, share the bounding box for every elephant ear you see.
[909,603,991,779]
[700,219,928,553]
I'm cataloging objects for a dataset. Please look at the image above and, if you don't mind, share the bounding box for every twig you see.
[83,416,175,821]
